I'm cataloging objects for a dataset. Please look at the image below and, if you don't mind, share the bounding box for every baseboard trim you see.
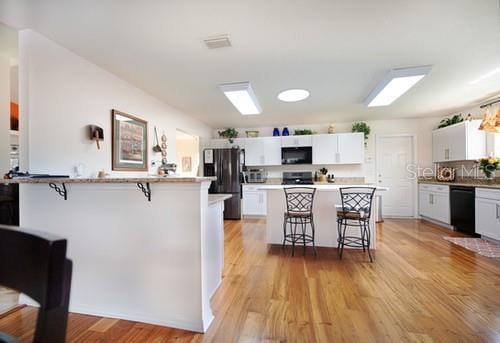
[18,295,208,333]
[419,217,454,230]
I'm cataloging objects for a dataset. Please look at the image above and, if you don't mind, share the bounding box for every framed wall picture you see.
[182,156,192,172]
[111,109,148,171]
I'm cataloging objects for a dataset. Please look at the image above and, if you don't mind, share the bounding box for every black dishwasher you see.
[450,186,476,235]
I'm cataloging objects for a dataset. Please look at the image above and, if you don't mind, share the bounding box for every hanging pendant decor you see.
[479,107,500,133]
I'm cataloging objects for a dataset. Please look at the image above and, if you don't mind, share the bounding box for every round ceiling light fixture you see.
[277,89,310,102]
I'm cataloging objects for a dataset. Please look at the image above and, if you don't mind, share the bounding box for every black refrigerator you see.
[203,148,244,220]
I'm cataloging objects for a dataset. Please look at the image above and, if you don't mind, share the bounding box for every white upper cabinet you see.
[432,120,486,162]
[281,135,312,147]
[312,133,364,165]
[338,133,364,164]
[245,137,281,166]
[312,134,339,164]
[486,132,500,157]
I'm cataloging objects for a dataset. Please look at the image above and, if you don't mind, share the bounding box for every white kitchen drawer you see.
[242,184,262,191]
[476,188,500,201]
[419,183,449,195]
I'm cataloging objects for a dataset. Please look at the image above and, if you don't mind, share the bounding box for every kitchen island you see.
[259,184,388,249]
[3,176,228,333]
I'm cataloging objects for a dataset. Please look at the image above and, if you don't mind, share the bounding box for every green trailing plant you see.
[294,129,314,135]
[352,122,371,140]
[319,167,328,175]
[437,114,464,129]
[218,128,239,143]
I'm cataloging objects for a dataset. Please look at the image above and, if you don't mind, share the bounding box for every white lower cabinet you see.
[418,183,450,224]
[242,185,267,216]
[475,188,500,240]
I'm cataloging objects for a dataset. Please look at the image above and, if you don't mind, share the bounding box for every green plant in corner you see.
[352,122,371,140]
[294,129,314,135]
[437,114,464,129]
[218,128,239,143]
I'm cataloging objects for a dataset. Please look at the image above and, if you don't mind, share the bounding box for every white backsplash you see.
[260,162,365,179]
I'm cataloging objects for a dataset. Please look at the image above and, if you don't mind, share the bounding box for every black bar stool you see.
[0,226,73,343]
[282,187,317,256]
[336,187,376,262]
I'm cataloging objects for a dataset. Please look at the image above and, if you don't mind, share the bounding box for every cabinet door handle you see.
[444,149,450,160]
[497,204,500,220]
[336,152,340,163]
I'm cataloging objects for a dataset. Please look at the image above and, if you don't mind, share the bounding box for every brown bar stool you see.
[336,187,376,262]
[282,187,317,256]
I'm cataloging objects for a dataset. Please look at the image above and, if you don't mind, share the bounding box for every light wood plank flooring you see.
[1,219,499,342]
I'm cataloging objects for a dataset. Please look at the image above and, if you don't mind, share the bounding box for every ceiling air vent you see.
[203,35,231,49]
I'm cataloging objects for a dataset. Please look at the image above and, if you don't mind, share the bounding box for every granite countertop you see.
[244,177,367,186]
[2,176,217,184]
[258,184,388,191]
[208,194,233,205]
[418,177,500,190]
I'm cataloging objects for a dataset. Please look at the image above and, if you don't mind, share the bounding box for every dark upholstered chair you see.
[0,226,72,343]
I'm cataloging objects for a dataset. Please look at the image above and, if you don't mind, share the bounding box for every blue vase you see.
[273,128,280,136]
[282,127,289,136]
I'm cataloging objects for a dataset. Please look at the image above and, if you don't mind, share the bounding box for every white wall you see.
[217,117,440,183]
[18,30,212,177]
[0,55,10,174]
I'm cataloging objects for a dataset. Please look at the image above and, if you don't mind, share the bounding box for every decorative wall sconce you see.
[88,125,104,149]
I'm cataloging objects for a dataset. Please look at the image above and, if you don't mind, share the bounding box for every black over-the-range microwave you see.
[281,146,312,165]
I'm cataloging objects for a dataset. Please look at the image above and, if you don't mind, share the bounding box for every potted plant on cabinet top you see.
[437,114,464,129]
[218,128,239,144]
[352,122,370,146]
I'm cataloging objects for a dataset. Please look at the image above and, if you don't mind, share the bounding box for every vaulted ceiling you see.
[1,0,499,127]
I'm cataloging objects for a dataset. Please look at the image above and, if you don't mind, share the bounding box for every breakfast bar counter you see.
[4,176,223,333]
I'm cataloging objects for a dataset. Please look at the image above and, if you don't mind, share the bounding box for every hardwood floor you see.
[1,219,499,342]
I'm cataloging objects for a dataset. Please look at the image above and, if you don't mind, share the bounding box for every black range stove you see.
[281,172,314,185]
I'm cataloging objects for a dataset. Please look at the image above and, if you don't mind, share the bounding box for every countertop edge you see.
[256,184,388,191]
[2,176,217,184]
[208,194,233,205]
[418,179,500,190]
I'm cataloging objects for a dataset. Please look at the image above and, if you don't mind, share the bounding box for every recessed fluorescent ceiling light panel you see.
[219,82,262,115]
[364,65,433,107]
[470,67,500,84]
[278,89,310,102]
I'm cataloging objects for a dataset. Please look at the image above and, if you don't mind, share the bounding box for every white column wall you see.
[0,55,10,174]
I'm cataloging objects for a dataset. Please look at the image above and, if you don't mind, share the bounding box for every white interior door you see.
[376,135,415,217]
